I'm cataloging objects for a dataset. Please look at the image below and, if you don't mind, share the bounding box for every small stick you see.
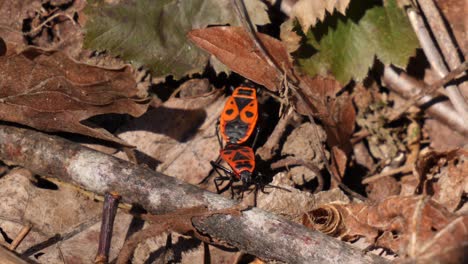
[350,129,371,144]
[362,165,413,184]
[43,176,132,211]
[25,12,77,36]
[417,0,464,74]
[406,8,468,119]
[95,192,121,264]
[383,66,468,136]
[390,61,468,120]
[417,0,468,120]
[7,224,31,251]
[20,216,102,258]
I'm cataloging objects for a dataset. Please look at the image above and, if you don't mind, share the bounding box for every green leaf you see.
[297,0,419,84]
[83,0,269,79]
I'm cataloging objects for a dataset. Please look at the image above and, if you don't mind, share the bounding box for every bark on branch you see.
[0,125,387,263]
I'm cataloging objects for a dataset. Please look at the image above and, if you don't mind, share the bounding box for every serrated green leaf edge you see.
[83,0,269,79]
[298,0,419,85]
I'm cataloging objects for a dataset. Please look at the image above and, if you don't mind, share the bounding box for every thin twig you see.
[406,8,468,120]
[8,225,31,251]
[383,66,468,136]
[417,0,464,73]
[0,240,9,248]
[25,12,77,36]
[350,129,371,144]
[20,216,102,258]
[390,61,468,120]
[408,196,431,256]
[362,165,413,184]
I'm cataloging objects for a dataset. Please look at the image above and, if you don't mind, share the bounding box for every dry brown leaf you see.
[50,0,87,58]
[280,19,301,53]
[330,146,347,180]
[365,176,401,202]
[424,119,468,151]
[302,196,467,262]
[176,78,211,98]
[281,122,327,185]
[296,76,354,148]
[0,44,149,145]
[435,155,468,212]
[188,26,293,91]
[296,75,355,179]
[414,215,468,263]
[257,174,349,221]
[132,232,239,264]
[353,142,375,170]
[400,174,419,195]
[292,0,351,32]
[323,93,355,155]
[117,90,223,185]
[0,0,42,46]
[417,149,468,212]
[0,168,132,263]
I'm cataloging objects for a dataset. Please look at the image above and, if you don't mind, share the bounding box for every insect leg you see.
[211,161,236,194]
[214,176,231,194]
[210,161,235,176]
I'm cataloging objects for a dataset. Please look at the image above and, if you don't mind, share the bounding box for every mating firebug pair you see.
[210,87,261,193]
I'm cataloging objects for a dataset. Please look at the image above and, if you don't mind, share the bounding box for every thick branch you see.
[0,125,387,264]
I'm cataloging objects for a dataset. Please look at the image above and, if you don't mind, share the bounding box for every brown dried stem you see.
[362,165,413,184]
[95,192,121,264]
[0,125,387,264]
[7,225,31,251]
